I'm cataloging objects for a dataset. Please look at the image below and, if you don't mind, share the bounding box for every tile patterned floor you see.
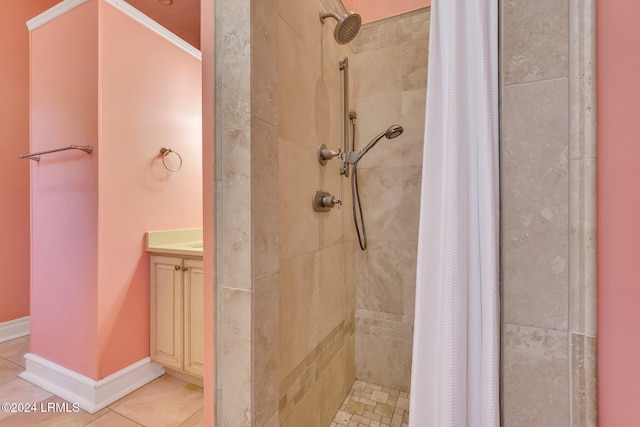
[331,380,409,427]
[0,336,203,426]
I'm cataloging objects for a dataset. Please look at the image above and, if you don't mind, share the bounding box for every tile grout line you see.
[332,379,410,427]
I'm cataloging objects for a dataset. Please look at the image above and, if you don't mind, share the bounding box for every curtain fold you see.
[408,0,499,425]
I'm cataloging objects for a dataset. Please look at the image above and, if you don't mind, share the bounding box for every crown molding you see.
[27,0,91,31]
[106,0,201,60]
[27,0,201,60]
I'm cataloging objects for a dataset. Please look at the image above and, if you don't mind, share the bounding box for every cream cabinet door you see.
[183,258,204,377]
[150,255,184,370]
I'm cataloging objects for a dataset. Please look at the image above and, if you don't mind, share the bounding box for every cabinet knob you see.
[182,266,188,272]
[175,265,181,270]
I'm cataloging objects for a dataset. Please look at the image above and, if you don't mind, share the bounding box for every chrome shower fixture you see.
[312,191,342,212]
[348,125,403,251]
[319,11,362,44]
[317,144,342,165]
[345,125,404,165]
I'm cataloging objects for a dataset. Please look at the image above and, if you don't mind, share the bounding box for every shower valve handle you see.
[312,191,341,212]
[317,144,342,165]
[322,194,342,209]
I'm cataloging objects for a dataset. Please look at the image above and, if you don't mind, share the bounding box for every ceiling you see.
[125,0,200,49]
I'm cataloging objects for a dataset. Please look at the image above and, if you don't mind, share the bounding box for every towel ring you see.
[160,147,182,172]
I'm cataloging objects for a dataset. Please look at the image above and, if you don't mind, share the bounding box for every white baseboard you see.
[19,354,165,413]
[0,316,30,343]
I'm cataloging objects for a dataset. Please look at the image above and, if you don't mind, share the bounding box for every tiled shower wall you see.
[350,8,430,392]
[216,0,597,425]
[216,0,357,425]
[500,0,597,425]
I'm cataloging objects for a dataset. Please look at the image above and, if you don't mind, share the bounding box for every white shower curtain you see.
[408,0,499,426]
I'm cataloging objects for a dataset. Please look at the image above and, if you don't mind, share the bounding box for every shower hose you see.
[351,119,367,250]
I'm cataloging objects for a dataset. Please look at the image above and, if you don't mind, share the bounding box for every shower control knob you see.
[312,191,341,212]
[322,194,342,209]
[317,144,342,165]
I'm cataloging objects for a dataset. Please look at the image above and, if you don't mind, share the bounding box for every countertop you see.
[145,228,203,257]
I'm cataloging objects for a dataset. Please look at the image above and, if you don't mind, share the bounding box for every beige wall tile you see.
[263,412,280,427]
[350,10,427,392]
[318,158,346,250]
[569,158,597,336]
[219,0,251,130]
[319,334,356,426]
[401,243,418,318]
[355,329,412,392]
[344,239,357,313]
[252,119,280,277]
[279,245,348,381]
[353,45,402,99]
[501,78,569,331]
[400,89,427,167]
[502,0,569,85]
[273,1,355,424]
[319,27,348,154]
[355,240,406,315]
[253,272,280,427]
[568,0,596,162]
[352,167,403,242]
[222,288,252,427]
[398,166,422,241]
[341,179,356,241]
[221,129,252,291]
[277,17,322,153]
[502,324,570,426]
[280,377,322,427]
[279,251,319,380]
[278,138,320,260]
[318,244,350,332]
[571,333,597,427]
[399,38,429,91]
[278,0,322,64]
[501,1,595,425]
[251,0,278,126]
[352,93,403,169]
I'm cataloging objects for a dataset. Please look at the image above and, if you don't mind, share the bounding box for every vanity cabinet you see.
[150,255,204,379]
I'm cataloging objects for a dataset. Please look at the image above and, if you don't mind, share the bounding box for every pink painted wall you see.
[0,0,60,324]
[98,1,202,379]
[351,0,430,23]
[30,0,202,380]
[30,0,100,378]
[597,0,640,424]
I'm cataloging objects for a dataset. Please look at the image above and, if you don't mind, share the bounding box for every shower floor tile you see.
[331,380,409,427]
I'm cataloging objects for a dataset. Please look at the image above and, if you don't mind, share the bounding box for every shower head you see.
[385,125,404,139]
[319,11,362,44]
[354,125,404,163]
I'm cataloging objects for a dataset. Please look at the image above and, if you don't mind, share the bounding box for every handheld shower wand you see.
[344,125,404,165]
[348,124,404,250]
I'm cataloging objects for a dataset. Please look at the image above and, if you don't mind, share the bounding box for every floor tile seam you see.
[177,408,203,426]
[1,357,25,371]
[102,407,146,426]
